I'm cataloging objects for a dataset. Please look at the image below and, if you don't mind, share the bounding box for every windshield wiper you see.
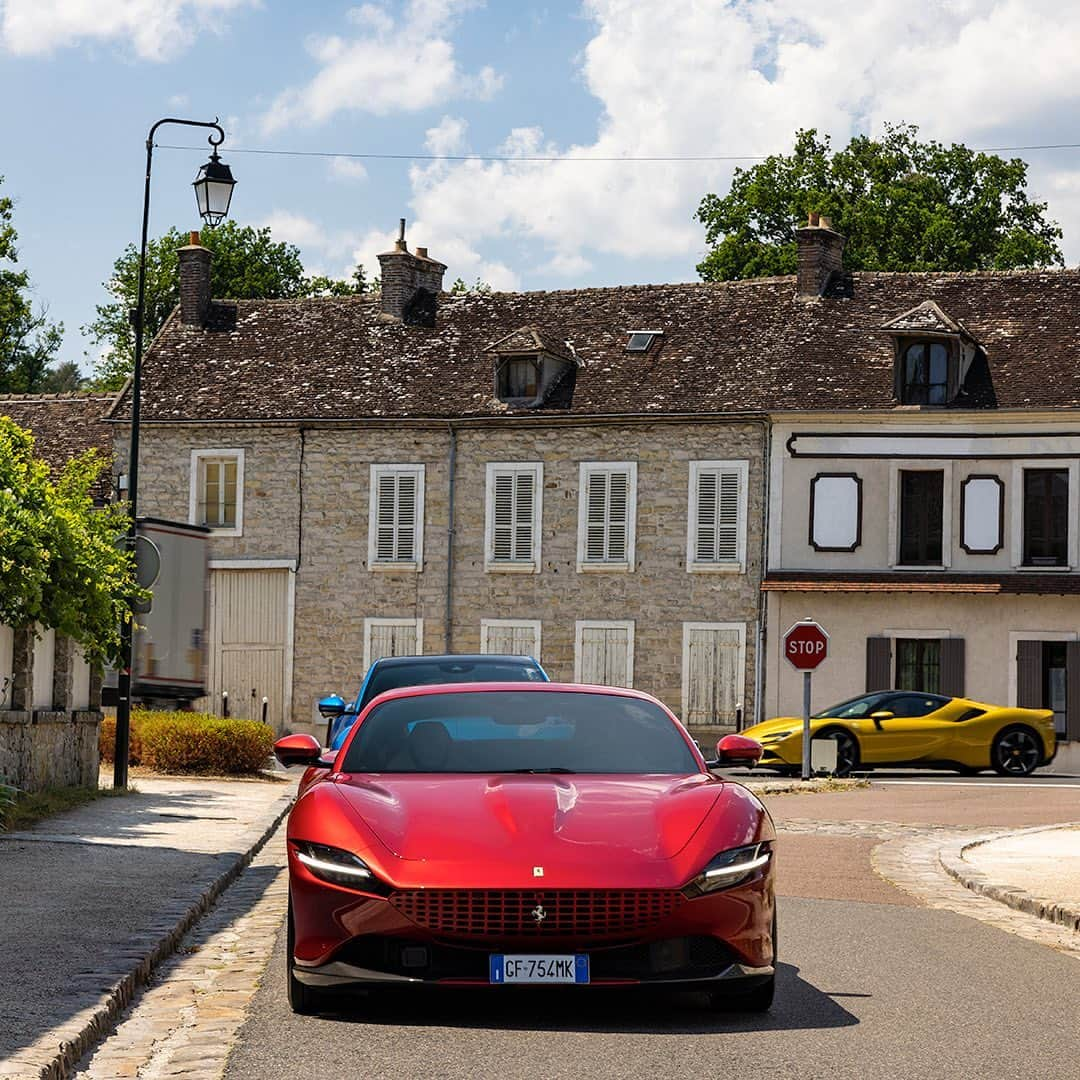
[506,767,577,774]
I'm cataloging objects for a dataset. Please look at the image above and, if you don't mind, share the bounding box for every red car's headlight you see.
[291,840,391,894]
[683,842,772,897]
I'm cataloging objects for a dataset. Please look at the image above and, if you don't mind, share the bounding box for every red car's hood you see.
[334,773,721,879]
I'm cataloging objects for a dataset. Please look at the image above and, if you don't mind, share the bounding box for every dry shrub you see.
[100,710,273,775]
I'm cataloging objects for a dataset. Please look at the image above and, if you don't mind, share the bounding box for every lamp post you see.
[113,118,236,788]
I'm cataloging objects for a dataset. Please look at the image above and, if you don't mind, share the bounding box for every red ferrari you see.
[274,682,776,1013]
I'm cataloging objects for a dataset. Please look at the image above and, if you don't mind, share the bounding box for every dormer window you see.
[498,356,540,401]
[901,341,950,405]
[626,330,661,353]
[882,301,979,408]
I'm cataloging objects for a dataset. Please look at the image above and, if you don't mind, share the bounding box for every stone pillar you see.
[10,628,34,711]
[53,635,75,712]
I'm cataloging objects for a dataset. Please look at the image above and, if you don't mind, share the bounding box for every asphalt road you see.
[223,783,1080,1080]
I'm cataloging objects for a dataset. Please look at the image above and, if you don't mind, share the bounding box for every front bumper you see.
[294,933,774,990]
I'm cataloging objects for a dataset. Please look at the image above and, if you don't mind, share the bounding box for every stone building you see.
[111,225,1080,770]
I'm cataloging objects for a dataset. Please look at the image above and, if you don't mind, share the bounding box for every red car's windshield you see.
[341,690,698,774]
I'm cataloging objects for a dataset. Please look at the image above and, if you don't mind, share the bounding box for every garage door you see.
[206,568,289,729]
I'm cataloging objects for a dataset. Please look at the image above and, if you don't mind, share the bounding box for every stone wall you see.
[125,418,766,742]
[0,629,102,792]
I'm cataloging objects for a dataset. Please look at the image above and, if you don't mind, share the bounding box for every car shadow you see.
[315,962,860,1034]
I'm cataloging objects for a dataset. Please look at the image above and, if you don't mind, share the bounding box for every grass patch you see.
[0,782,137,832]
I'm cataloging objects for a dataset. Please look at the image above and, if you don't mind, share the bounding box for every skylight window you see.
[626,331,661,352]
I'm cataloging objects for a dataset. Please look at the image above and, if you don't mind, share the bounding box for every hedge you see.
[100,710,274,775]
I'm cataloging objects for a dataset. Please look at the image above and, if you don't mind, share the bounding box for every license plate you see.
[489,954,590,984]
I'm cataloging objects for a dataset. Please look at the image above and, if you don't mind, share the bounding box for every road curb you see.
[938,824,1080,933]
[742,777,869,796]
[6,786,295,1080]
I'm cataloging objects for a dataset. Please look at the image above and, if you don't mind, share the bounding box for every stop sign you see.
[783,620,829,671]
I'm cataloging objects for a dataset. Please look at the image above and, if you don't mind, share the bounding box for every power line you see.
[157,140,1080,165]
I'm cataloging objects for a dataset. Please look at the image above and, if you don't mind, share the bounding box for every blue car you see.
[321,654,550,751]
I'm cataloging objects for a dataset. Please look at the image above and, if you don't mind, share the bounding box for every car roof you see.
[369,654,541,668]
[360,681,664,706]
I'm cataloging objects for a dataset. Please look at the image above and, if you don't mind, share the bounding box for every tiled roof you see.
[763,572,1080,595]
[120,268,1080,422]
[0,393,118,497]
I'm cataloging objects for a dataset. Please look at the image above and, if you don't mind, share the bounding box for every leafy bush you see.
[0,783,18,831]
[100,710,273,775]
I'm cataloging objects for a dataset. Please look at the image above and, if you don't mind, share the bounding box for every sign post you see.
[782,619,830,781]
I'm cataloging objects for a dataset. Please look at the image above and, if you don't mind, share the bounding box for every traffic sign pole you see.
[801,671,812,781]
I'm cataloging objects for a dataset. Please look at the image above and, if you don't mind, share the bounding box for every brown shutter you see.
[940,638,966,698]
[866,637,892,691]
[1016,640,1042,708]
[1066,641,1080,742]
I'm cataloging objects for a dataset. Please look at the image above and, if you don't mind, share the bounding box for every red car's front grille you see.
[388,889,685,939]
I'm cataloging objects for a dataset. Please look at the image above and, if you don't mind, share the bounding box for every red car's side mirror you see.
[713,734,764,768]
[274,733,328,769]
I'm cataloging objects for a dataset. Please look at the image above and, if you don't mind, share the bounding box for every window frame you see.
[959,474,1005,555]
[573,619,635,687]
[189,448,245,536]
[367,463,426,572]
[898,468,946,566]
[576,461,638,572]
[1020,466,1070,568]
[680,621,747,729]
[898,339,953,405]
[808,471,863,553]
[362,617,424,674]
[479,618,543,660]
[687,460,749,572]
[495,354,542,405]
[484,462,543,573]
[888,461,951,570]
[894,638,943,695]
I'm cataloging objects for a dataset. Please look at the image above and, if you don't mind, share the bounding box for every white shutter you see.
[579,463,636,566]
[369,465,424,566]
[683,624,744,726]
[486,463,541,567]
[689,461,746,569]
[364,619,422,671]
[575,622,633,687]
[481,620,541,657]
[513,471,535,560]
[492,473,515,561]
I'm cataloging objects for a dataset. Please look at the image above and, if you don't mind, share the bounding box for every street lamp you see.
[113,117,237,789]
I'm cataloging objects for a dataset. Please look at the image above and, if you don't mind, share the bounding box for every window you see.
[901,341,950,404]
[497,356,539,401]
[577,462,637,570]
[899,470,944,565]
[626,331,662,352]
[368,465,425,570]
[688,461,748,571]
[682,623,745,728]
[485,463,542,571]
[1023,468,1068,567]
[895,639,941,694]
[480,619,542,659]
[574,621,634,687]
[363,618,422,673]
[189,449,244,535]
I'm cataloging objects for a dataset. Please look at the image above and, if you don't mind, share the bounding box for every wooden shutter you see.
[866,637,892,690]
[940,638,966,698]
[584,472,608,562]
[368,621,418,667]
[579,625,631,687]
[1067,641,1080,742]
[513,471,535,560]
[685,626,742,726]
[1016,640,1042,708]
[694,469,741,563]
[484,622,539,657]
[583,468,632,563]
[491,468,536,562]
[374,470,418,562]
[491,472,515,561]
[607,472,629,561]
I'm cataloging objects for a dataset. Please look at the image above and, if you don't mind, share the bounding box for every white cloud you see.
[328,157,369,182]
[260,211,327,250]
[260,0,500,133]
[0,0,254,60]
[425,115,468,156]
[396,0,1080,281]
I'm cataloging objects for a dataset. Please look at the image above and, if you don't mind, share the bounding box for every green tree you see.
[449,277,493,295]
[305,264,379,297]
[0,417,144,665]
[39,360,87,393]
[87,222,314,388]
[0,176,63,392]
[696,125,1065,282]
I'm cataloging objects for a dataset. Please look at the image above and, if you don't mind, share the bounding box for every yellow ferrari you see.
[742,691,1057,777]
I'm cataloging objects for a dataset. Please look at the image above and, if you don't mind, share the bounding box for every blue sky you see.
[3,0,1080,375]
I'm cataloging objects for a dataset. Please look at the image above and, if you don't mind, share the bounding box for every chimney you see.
[795,212,845,298]
[178,230,212,326]
[377,219,447,327]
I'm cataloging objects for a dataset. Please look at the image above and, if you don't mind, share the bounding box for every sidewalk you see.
[0,774,295,1080]
[939,823,1080,932]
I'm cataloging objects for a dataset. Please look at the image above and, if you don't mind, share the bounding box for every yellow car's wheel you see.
[991,726,1043,777]
[818,727,860,778]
